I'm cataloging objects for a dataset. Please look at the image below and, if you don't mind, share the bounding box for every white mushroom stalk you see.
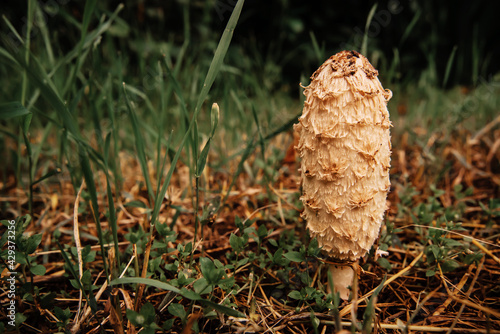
[294,50,392,299]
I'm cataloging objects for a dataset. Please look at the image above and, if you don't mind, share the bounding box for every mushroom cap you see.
[295,50,392,261]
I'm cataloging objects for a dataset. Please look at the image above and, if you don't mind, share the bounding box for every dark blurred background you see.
[3,0,500,89]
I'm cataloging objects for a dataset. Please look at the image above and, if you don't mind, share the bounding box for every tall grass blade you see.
[105,87,123,192]
[79,148,110,283]
[22,0,35,106]
[194,103,219,245]
[400,9,421,46]
[63,0,97,96]
[327,268,342,331]
[22,113,33,217]
[156,61,166,180]
[193,120,199,172]
[156,133,173,197]
[48,4,124,78]
[361,275,387,333]
[36,6,55,66]
[122,83,154,203]
[110,277,245,318]
[31,167,61,186]
[264,112,301,141]
[162,58,191,135]
[30,120,52,175]
[443,45,457,88]
[309,31,323,63]
[122,83,156,116]
[104,133,120,271]
[197,103,220,177]
[0,102,30,119]
[56,240,98,313]
[0,44,80,139]
[192,0,245,117]
[222,137,256,206]
[251,104,265,160]
[387,48,400,84]
[150,0,245,226]
[1,15,24,48]
[81,0,97,37]
[361,4,377,56]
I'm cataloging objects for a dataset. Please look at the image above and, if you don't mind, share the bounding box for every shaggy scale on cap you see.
[294,50,392,262]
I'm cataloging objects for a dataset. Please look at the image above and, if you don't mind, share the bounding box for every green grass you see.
[1,1,499,333]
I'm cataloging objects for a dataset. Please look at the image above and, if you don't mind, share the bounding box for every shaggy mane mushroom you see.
[294,50,392,300]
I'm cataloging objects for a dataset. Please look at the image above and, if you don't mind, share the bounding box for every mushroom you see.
[294,50,392,300]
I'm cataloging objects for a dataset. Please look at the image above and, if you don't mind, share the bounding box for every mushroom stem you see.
[329,264,355,300]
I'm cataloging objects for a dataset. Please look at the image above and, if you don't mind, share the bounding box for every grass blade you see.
[31,167,61,186]
[222,137,256,206]
[361,4,377,55]
[443,45,458,88]
[48,4,124,78]
[0,102,30,119]
[328,267,342,331]
[122,83,154,203]
[0,43,80,139]
[196,103,220,177]
[400,9,421,46]
[362,275,387,333]
[103,133,120,272]
[110,277,245,318]
[309,31,324,63]
[251,104,265,161]
[63,0,97,96]
[21,0,36,106]
[192,0,245,117]
[21,113,33,217]
[150,0,245,227]
[79,147,110,283]
[56,240,98,314]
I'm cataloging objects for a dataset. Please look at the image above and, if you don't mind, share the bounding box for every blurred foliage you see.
[3,0,499,90]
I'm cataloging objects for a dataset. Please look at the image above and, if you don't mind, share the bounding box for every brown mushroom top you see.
[312,50,378,80]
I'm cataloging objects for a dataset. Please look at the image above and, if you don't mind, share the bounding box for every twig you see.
[406,285,441,332]
[446,257,482,333]
[339,251,424,317]
[268,183,301,212]
[319,320,500,333]
[472,239,500,265]
[446,256,500,333]
[468,114,500,145]
[433,263,472,316]
[135,227,155,311]
[257,284,280,320]
[34,241,130,256]
[241,203,278,226]
[399,224,500,249]
[72,271,109,333]
[73,179,85,326]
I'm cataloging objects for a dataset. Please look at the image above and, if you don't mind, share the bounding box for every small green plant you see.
[285,239,323,304]
[0,216,45,292]
[54,306,72,330]
[126,302,160,334]
[377,219,402,271]
[423,220,466,277]
[478,198,500,228]
[401,182,483,277]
